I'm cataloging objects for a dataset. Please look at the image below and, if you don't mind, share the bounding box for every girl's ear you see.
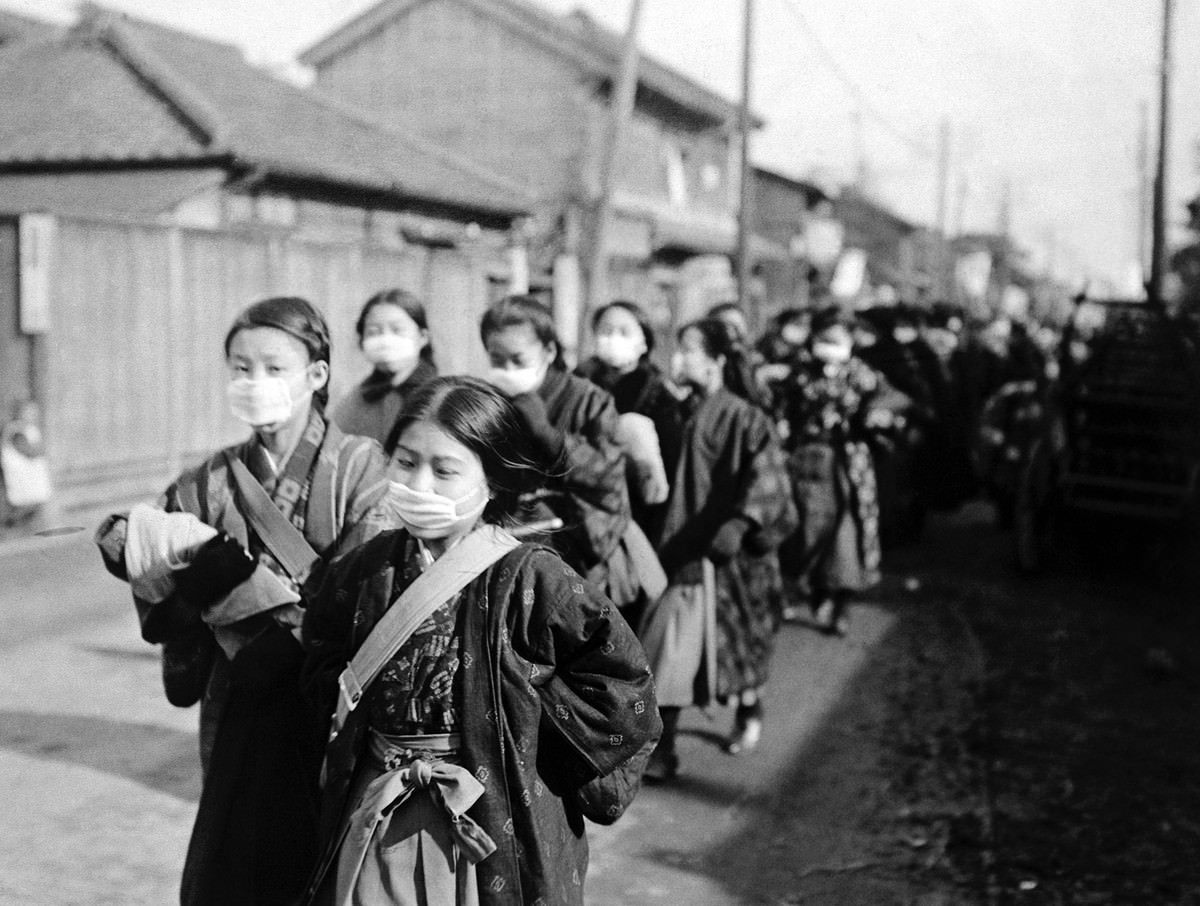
[309,360,331,392]
[418,328,430,350]
[545,339,559,364]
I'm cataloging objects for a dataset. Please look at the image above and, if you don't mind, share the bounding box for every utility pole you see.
[1137,100,1150,277]
[585,0,643,313]
[935,118,951,235]
[934,119,951,305]
[735,0,755,314]
[1149,0,1173,304]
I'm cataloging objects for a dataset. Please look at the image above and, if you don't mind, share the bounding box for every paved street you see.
[2,505,1196,904]
[0,521,978,905]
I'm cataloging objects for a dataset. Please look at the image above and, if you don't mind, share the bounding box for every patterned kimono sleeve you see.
[558,389,631,567]
[330,437,393,555]
[734,408,800,553]
[506,549,659,780]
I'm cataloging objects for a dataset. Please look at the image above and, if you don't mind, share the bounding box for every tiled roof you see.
[0,8,61,46]
[0,5,529,219]
[300,0,760,129]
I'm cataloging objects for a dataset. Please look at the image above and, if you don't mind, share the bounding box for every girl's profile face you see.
[392,419,488,504]
[672,327,720,388]
[484,323,555,373]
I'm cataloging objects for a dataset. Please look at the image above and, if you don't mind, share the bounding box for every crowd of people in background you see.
[92,284,1065,906]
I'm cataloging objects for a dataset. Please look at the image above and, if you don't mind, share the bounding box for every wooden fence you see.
[44,214,507,507]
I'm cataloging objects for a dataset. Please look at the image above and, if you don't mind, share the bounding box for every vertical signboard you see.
[18,214,55,335]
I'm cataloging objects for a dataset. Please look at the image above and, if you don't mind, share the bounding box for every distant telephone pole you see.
[1137,100,1150,276]
[934,118,951,235]
[735,0,755,314]
[1149,0,1173,303]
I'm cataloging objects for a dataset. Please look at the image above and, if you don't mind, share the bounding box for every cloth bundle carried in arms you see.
[615,412,669,505]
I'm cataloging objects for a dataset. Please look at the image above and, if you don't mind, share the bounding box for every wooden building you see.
[0,4,529,510]
[299,0,765,355]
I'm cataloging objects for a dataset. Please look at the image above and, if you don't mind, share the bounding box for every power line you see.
[775,0,935,159]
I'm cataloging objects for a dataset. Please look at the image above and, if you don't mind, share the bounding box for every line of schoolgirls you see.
[95,287,892,906]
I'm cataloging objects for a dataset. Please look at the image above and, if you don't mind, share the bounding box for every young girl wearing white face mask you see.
[95,296,392,906]
[331,289,438,449]
[479,295,634,600]
[302,376,659,906]
[575,300,684,539]
[779,307,894,637]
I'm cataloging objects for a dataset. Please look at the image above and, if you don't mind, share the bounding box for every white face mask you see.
[362,334,420,371]
[595,333,645,370]
[812,342,852,365]
[385,481,488,536]
[781,324,808,346]
[487,364,545,397]
[227,376,309,427]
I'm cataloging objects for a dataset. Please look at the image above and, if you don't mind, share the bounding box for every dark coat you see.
[575,357,684,538]
[656,388,798,699]
[99,421,391,906]
[331,358,438,450]
[301,531,660,906]
[526,367,630,577]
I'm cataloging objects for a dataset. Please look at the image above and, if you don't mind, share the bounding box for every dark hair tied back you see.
[389,376,551,525]
[356,289,435,365]
[224,296,332,409]
[480,295,565,370]
[677,317,765,408]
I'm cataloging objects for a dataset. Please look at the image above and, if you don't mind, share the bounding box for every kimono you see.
[301,531,660,906]
[782,357,887,594]
[575,357,684,539]
[96,412,391,906]
[522,367,631,591]
[647,387,798,705]
[331,357,437,449]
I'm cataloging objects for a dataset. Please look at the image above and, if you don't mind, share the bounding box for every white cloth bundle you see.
[124,504,218,603]
[615,412,670,505]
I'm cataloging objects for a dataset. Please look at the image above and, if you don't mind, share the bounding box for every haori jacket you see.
[301,530,661,906]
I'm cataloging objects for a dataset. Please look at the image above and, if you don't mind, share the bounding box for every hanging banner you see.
[830,248,867,299]
[955,249,992,301]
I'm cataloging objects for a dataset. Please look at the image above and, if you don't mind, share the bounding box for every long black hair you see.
[389,376,548,525]
[677,317,765,407]
[479,294,566,369]
[224,296,332,409]
[355,288,436,365]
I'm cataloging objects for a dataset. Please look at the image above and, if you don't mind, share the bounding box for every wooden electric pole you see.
[586,0,643,313]
[935,118,951,235]
[735,0,755,314]
[1137,100,1150,277]
[1149,0,1173,304]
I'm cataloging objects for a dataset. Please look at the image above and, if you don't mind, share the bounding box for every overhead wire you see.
[774,0,936,160]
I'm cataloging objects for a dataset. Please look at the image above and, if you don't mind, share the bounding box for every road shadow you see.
[0,709,200,802]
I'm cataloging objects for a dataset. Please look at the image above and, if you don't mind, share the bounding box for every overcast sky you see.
[9,0,1199,288]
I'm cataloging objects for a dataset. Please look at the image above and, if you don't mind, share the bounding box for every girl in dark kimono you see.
[641,319,797,780]
[575,299,684,540]
[480,295,638,609]
[783,307,893,636]
[331,289,438,449]
[95,297,391,906]
[301,376,659,906]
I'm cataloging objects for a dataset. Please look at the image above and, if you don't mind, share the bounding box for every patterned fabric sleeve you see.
[555,385,631,569]
[731,407,800,553]
[504,549,659,779]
